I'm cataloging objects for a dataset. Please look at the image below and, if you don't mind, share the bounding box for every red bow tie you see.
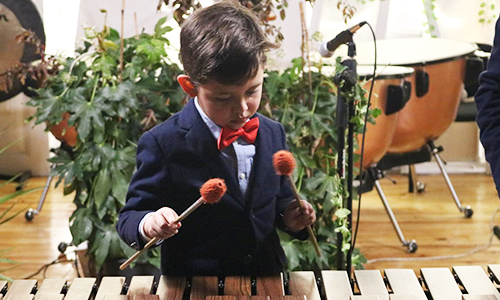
[217,117,259,150]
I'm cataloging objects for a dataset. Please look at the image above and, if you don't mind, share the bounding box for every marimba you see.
[2,266,500,300]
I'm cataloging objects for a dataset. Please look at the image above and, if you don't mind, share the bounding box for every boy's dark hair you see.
[180,0,276,86]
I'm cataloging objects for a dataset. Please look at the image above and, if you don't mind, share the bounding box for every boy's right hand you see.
[143,207,181,240]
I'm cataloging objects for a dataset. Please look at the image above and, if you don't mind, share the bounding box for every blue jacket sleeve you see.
[476,17,500,197]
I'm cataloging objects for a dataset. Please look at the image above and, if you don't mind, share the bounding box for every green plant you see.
[261,56,374,271]
[0,137,43,281]
[26,17,185,272]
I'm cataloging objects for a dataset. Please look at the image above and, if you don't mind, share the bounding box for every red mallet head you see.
[273,150,296,176]
[200,178,227,203]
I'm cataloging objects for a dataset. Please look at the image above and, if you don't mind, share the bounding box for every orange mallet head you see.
[273,150,296,176]
[200,178,227,203]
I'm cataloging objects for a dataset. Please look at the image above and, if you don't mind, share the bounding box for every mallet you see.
[119,178,227,270]
[273,150,321,257]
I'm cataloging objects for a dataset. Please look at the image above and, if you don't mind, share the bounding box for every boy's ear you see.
[177,75,197,98]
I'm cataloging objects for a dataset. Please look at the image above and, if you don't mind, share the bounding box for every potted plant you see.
[26,16,185,275]
[261,55,375,271]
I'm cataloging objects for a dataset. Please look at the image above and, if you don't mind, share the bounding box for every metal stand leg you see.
[428,141,473,218]
[25,173,53,221]
[408,164,426,193]
[366,167,418,253]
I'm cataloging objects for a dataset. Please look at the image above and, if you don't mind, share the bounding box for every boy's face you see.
[179,67,264,130]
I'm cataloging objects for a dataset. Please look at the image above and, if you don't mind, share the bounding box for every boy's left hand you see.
[283,200,316,231]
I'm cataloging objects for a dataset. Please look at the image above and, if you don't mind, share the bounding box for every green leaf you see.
[94,168,112,208]
[335,208,351,219]
[88,225,113,270]
[70,208,93,245]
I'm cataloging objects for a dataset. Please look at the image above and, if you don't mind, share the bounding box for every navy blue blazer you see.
[117,98,307,276]
[476,17,500,196]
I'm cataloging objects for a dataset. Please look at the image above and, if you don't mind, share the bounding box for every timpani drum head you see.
[353,38,478,66]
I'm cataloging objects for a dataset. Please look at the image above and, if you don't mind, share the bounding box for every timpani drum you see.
[354,65,414,169]
[354,38,478,153]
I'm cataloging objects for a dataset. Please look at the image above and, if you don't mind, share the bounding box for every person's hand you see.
[143,207,181,239]
[283,200,316,231]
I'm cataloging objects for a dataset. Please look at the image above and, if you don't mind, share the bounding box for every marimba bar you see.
[2,266,500,300]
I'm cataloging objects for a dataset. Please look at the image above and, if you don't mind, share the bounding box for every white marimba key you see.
[354,270,389,300]
[389,295,418,300]
[94,277,126,300]
[321,270,353,300]
[462,295,498,300]
[4,279,37,300]
[420,267,462,300]
[36,278,66,296]
[127,276,154,296]
[384,269,426,300]
[350,296,379,300]
[288,271,321,300]
[34,292,64,300]
[453,266,500,300]
[65,277,96,300]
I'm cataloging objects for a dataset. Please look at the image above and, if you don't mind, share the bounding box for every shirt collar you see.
[194,97,221,140]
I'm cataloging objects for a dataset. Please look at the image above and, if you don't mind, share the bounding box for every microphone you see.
[319,21,367,57]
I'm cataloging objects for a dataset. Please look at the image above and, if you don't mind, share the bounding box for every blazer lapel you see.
[180,99,245,205]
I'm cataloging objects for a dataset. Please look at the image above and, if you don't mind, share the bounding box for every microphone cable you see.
[349,21,377,262]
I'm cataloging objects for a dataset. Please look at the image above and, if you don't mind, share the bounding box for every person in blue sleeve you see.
[476,17,500,196]
[116,0,316,276]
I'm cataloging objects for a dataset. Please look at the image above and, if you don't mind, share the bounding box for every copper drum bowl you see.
[355,65,414,169]
[353,38,478,153]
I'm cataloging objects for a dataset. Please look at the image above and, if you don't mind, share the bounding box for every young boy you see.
[117,0,316,276]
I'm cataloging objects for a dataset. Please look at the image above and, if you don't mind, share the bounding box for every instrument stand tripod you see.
[334,42,358,272]
[363,166,418,253]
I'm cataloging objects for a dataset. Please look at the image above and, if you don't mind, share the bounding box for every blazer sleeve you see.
[274,122,309,240]
[116,130,171,249]
[475,17,500,197]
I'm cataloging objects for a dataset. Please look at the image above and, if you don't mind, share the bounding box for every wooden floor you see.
[1,172,500,281]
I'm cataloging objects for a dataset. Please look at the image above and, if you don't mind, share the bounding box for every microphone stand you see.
[334,41,357,275]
